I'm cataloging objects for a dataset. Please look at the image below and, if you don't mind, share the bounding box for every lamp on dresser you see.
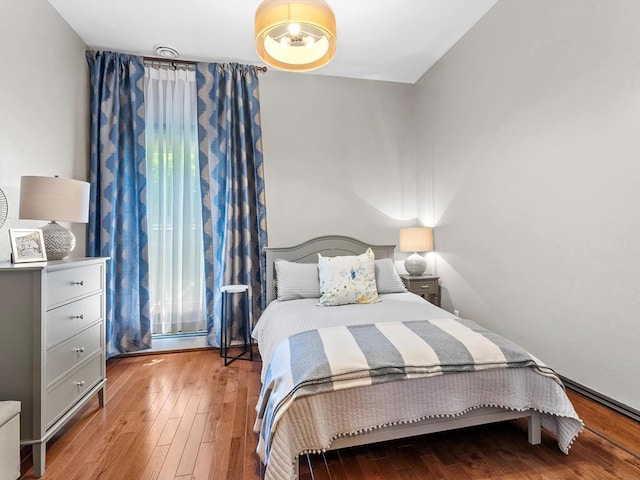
[19,176,90,260]
[399,226,433,276]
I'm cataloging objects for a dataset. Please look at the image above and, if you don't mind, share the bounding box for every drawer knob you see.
[420,285,431,290]
[72,314,84,320]
[74,380,85,387]
[72,281,85,286]
[74,347,85,353]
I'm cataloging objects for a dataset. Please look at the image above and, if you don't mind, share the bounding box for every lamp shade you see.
[399,227,433,253]
[19,176,90,223]
[255,0,337,72]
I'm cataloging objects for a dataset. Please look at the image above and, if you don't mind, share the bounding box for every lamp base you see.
[404,252,427,276]
[40,221,76,260]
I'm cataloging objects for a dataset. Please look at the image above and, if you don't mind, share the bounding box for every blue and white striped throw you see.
[255,317,560,460]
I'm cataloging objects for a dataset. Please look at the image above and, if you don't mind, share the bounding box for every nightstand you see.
[401,275,441,307]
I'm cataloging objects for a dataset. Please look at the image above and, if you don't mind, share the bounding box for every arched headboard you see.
[264,235,395,304]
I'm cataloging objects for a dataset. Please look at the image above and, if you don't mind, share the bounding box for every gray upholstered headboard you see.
[264,235,395,304]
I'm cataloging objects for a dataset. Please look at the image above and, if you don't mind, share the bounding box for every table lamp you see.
[399,226,433,276]
[19,176,90,260]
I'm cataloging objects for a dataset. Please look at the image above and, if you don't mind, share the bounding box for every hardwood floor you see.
[19,349,640,480]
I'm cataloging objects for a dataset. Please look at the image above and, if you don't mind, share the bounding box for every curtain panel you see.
[144,65,206,335]
[196,63,268,348]
[86,51,152,357]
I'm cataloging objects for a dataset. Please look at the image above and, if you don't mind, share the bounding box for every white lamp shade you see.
[399,227,433,253]
[19,176,90,223]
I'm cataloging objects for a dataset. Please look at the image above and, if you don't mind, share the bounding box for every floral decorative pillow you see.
[318,248,379,306]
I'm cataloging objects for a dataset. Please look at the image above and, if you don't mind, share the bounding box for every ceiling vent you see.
[154,45,179,58]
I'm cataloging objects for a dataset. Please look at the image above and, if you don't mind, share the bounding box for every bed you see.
[252,236,582,480]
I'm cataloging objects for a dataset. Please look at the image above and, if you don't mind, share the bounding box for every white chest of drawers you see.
[0,257,108,477]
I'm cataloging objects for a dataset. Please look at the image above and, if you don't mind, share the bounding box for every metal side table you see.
[220,284,254,366]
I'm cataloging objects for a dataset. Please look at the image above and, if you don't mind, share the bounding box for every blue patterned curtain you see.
[196,63,268,347]
[86,51,151,357]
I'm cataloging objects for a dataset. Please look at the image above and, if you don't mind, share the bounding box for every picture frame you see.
[9,228,48,263]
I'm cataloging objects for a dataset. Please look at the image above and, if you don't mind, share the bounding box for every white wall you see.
[260,72,419,249]
[0,0,89,260]
[416,0,640,410]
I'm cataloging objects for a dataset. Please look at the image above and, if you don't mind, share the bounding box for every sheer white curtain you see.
[144,65,205,335]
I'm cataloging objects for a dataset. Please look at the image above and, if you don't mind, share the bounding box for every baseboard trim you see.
[561,375,640,423]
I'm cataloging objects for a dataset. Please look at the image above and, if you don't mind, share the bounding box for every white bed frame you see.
[263,235,541,470]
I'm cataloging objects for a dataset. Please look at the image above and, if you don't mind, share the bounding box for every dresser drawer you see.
[46,293,103,348]
[46,263,103,308]
[46,322,102,387]
[46,353,103,428]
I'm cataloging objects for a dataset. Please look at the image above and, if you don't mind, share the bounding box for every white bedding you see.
[252,293,583,480]
[252,292,456,380]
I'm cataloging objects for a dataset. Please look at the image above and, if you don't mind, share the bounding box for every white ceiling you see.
[48,0,496,84]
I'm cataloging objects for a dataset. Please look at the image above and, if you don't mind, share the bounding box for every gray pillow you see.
[375,258,407,294]
[275,259,320,301]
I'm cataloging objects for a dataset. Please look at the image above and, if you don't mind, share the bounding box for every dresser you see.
[400,274,441,307]
[0,257,108,477]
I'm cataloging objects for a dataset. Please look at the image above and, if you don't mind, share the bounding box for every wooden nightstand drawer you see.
[413,280,436,292]
[401,275,441,307]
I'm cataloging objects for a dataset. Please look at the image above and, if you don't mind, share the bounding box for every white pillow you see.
[375,258,407,294]
[318,248,379,306]
[275,259,320,301]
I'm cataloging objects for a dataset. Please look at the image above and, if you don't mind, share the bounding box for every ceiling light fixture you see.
[255,0,337,72]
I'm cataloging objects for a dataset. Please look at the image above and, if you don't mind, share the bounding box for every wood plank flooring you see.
[18,349,640,479]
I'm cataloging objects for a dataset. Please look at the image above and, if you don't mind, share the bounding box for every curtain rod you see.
[143,56,268,73]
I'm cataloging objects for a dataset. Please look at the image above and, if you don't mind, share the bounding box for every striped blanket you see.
[254,317,560,461]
